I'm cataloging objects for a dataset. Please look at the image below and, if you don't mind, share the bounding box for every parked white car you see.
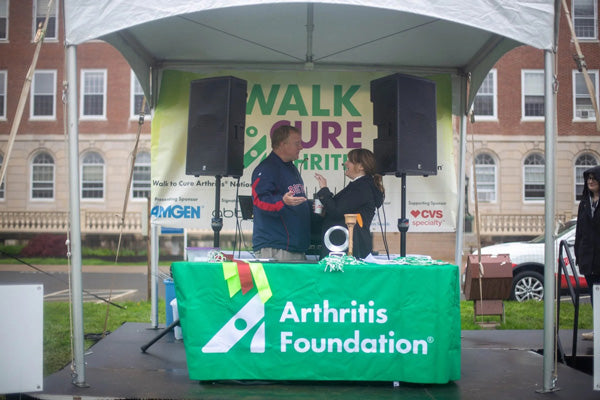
[468,220,586,302]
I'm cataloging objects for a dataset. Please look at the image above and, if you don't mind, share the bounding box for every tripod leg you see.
[140,319,180,353]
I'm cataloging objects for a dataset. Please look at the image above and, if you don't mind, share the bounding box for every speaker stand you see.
[140,319,180,353]
[211,175,223,248]
[396,173,409,257]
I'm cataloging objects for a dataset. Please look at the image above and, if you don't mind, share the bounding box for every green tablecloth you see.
[172,260,461,383]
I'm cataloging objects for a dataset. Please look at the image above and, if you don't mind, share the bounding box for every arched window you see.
[132,151,151,199]
[523,153,545,201]
[575,153,598,201]
[81,151,104,199]
[474,153,496,202]
[31,151,54,199]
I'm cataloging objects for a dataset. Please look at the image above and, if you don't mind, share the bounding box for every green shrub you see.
[81,247,114,257]
[0,244,25,256]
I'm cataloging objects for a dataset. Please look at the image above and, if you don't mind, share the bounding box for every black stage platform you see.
[25,323,598,400]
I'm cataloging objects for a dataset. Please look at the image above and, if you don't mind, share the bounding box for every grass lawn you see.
[43,299,593,377]
[44,300,167,376]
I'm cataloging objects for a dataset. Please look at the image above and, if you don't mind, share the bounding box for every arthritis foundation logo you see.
[202,294,266,353]
[202,262,272,354]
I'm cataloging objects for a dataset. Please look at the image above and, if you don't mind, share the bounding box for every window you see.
[130,70,151,120]
[0,153,4,200]
[473,69,497,119]
[132,151,151,199]
[81,152,104,199]
[575,153,598,201]
[33,0,58,41]
[522,70,544,119]
[31,152,54,199]
[573,70,599,120]
[523,153,545,201]
[573,0,597,39]
[0,70,5,119]
[80,69,106,119]
[30,70,56,119]
[0,0,8,41]
[474,153,497,202]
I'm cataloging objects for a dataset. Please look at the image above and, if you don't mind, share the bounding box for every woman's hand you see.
[314,173,328,189]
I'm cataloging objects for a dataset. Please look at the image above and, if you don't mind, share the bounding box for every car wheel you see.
[511,271,544,302]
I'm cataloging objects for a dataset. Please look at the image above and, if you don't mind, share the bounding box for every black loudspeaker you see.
[186,76,247,178]
[370,73,437,176]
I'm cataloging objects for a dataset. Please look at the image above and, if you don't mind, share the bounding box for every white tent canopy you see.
[62,0,559,391]
[64,0,555,110]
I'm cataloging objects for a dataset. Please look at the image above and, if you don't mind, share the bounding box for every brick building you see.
[466,0,600,240]
[0,0,152,249]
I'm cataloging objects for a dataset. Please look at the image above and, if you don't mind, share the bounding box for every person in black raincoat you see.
[575,165,600,340]
[314,149,385,259]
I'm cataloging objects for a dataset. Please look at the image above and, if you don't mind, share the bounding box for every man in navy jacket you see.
[251,125,310,261]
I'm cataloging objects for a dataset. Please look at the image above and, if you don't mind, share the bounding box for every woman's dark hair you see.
[347,148,385,196]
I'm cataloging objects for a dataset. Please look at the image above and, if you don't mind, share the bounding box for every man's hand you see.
[283,191,307,206]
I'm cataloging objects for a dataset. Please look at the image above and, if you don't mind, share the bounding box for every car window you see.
[529,222,576,243]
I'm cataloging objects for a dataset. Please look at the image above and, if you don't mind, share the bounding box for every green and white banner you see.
[151,70,456,233]
[172,261,461,383]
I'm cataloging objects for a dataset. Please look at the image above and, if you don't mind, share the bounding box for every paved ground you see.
[0,263,173,302]
[0,263,170,274]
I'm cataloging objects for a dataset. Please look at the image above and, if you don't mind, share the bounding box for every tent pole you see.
[151,223,159,328]
[66,44,87,387]
[455,76,468,268]
[542,48,557,393]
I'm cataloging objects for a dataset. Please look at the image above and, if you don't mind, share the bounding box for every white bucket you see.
[170,298,183,340]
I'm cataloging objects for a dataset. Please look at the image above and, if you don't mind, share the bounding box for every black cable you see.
[376,204,390,259]
[232,177,253,258]
[233,176,242,258]
[0,250,126,309]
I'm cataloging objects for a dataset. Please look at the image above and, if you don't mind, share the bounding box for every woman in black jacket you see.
[575,165,600,311]
[314,149,385,259]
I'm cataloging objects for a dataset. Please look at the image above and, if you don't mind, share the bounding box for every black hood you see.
[582,165,600,197]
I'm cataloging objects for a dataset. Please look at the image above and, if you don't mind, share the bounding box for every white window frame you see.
[80,69,107,120]
[0,0,9,41]
[472,69,497,121]
[0,153,5,200]
[575,153,599,202]
[30,151,55,201]
[521,69,545,121]
[0,70,6,120]
[474,153,497,203]
[572,70,599,121]
[32,0,58,41]
[572,0,598,40]
[130,70,151,121]
[523,153,545,202]
[30,69,56,120]
[80,151,105,200]
[131,151,151,200]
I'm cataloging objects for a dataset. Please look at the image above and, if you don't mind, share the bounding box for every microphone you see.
[299,156,309,197]
[299,156,309,175]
